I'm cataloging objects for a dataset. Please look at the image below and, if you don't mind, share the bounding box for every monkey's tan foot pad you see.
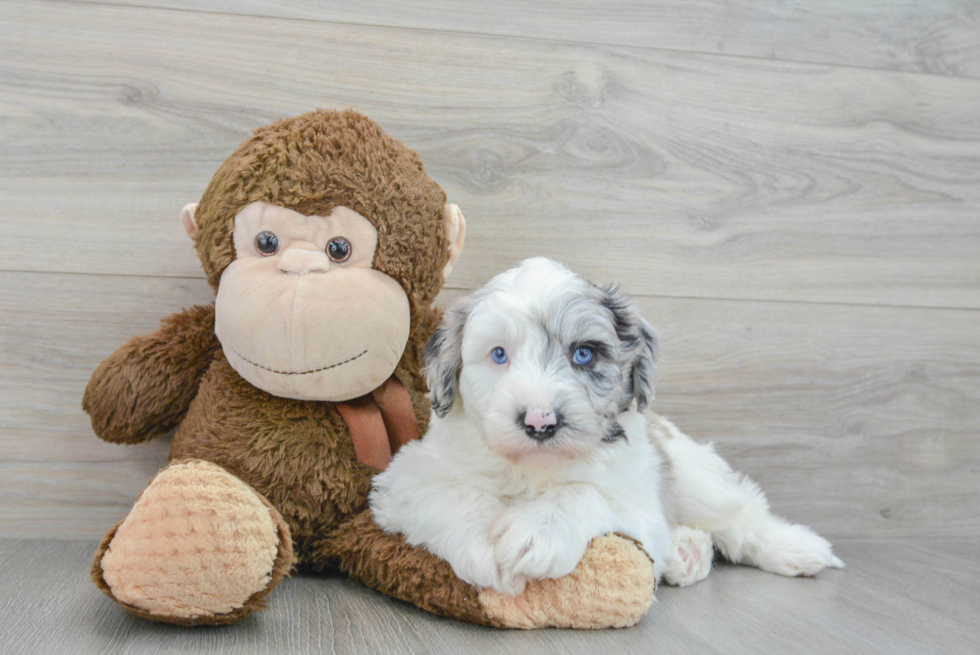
[92,459,295,626]
[479,534,656,629]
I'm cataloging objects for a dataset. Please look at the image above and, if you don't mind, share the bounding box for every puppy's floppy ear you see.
[424,299,470,418]
[630,316,659,412]
[601,285,660,412]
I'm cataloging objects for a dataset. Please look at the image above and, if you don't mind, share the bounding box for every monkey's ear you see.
[442,204,467,280]
[423,300,470,418]
[180,203,199,239]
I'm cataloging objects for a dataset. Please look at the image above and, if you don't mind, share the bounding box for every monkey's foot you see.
[92,459,295,625]
[479,534,656,629]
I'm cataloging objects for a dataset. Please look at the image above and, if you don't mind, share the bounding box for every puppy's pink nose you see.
[524,409,557,432]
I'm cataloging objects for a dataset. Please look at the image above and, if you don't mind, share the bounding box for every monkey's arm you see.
[83,304,220,444]
[320,510,656,629]
[324,510,502,626]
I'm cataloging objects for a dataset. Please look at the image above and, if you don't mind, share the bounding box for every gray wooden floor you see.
[1,539,977,655]
[1,0,979,653]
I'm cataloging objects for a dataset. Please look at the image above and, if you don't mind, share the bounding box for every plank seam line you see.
[45,0,980,84]
[3,267,979,313]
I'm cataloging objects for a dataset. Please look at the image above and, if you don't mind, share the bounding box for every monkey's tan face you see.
[214,201,411,401]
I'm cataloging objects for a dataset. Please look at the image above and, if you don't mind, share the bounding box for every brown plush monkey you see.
[83,109,655,628]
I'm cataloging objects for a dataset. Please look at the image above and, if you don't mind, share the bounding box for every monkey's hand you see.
[328,512,655,629]
[83,304,220,444]
[478,533,656,629]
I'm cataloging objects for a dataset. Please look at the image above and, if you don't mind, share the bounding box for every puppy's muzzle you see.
[519,408,562,441]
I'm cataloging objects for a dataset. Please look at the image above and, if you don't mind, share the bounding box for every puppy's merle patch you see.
[601,286,639,349]
[602,422,627,444]
[424,300,472,418]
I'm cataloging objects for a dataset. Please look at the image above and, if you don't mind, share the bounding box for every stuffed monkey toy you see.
[83,109,655,628]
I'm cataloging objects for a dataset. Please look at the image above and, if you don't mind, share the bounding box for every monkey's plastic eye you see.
[326,237,352,263]
[573,346,594,365]
[490,347,508,365]
[255,231,279,256]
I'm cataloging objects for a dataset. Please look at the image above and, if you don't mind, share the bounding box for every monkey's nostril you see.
[277,250,331,275]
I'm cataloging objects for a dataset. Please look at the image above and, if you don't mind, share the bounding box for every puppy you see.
[370,258,843,595]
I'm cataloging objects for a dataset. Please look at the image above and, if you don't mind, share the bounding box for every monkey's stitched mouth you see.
[230,347,368,375]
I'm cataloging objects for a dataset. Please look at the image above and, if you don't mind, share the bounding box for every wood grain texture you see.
[1,1,977,650]
[1,538,977,654]
[3,1,980,308]
[60,0,980,79]
[2,272,977,540]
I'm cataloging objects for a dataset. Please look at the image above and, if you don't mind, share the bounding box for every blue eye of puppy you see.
[572,346,594,365]
[490,347,508,364]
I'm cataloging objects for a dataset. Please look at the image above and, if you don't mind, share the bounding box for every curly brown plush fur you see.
[83,109,486,624]
[193,110,449,319]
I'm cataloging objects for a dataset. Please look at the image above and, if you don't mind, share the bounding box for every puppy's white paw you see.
[758,523,845,577]
[663,525,713,587]
[446,538,510,593]
[489,507,586,592]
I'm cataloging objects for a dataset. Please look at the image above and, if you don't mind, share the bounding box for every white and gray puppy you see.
[370,258,843,595]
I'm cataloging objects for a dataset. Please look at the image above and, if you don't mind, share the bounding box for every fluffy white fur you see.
[370,258,843,595]
[372,404,668,594]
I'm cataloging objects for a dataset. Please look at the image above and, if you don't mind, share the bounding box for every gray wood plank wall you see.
[1,0,978,543]
[59,0,980,78]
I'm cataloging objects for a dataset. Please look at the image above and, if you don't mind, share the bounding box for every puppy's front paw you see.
[478,534,656,629]
[662,525,713,587]
[758,523,845,577]
[446,539,509,593]
[489,507,586,589]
